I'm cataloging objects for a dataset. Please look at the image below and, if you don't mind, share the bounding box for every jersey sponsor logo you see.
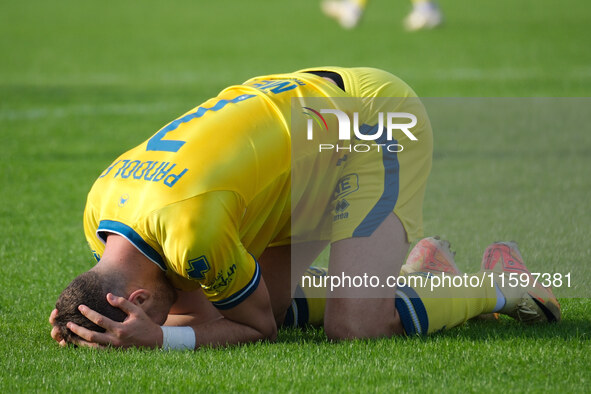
[210,264,237,292]
[333,198,350,222]
[334,173,359,199]
[99,159,188,188]
[118,194,129,207]
[335,198,350,213]
[187,255,211,280]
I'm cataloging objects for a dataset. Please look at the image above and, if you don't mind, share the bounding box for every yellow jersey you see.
[84,67,432,309]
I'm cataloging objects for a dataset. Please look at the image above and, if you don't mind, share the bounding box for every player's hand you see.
[66,293,163,349]
[49,308,68,347]
[49,308,98,348]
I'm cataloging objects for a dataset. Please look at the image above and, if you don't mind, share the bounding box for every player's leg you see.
[324,220,498,339]
[324,212,408,339]
[290,237,474,330]
[393,239,560,335]
[402,236,500,321]
[401,236,461,276]
[481,241,561,323]
[283,238,560,335]
[283,266,329,328]
[404,0,443,31]
[322,223,496,339]
[321,0,367,29]
[258,241,328,326]
[320,69,427,339]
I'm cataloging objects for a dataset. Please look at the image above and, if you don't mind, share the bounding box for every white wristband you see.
[161,326,196,351]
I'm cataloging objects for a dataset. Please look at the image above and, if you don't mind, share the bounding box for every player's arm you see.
[156,191,279,346]
[176,276,277,347]
[162,277,278,347]
[159,279,278,347]
[165,288,223,326]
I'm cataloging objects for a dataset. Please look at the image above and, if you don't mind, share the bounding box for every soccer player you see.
[321,0,443,31]
[50,67,560,350]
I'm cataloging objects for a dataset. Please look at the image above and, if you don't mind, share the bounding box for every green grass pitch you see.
[1,0,591,391]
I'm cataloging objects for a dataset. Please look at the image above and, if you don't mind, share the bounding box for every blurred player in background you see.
[322,0,443,31]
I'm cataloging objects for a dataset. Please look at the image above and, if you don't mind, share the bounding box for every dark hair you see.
[54,271,127,343]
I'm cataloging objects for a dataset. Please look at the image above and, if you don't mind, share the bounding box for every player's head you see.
[54,269,177,343]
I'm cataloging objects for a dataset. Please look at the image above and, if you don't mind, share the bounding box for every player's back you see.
[84,71,350,261]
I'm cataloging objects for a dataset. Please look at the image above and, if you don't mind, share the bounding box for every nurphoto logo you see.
[303,107,418,153]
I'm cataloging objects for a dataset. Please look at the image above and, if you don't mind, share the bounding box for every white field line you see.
[0,102,182,121]
[404,66,591,81]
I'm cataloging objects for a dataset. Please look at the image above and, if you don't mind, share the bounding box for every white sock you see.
[492,282,506,312]
[415,1,437,12]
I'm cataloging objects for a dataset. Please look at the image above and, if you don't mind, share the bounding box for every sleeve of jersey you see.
[83,201,105,263]
[154,191,261,310]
